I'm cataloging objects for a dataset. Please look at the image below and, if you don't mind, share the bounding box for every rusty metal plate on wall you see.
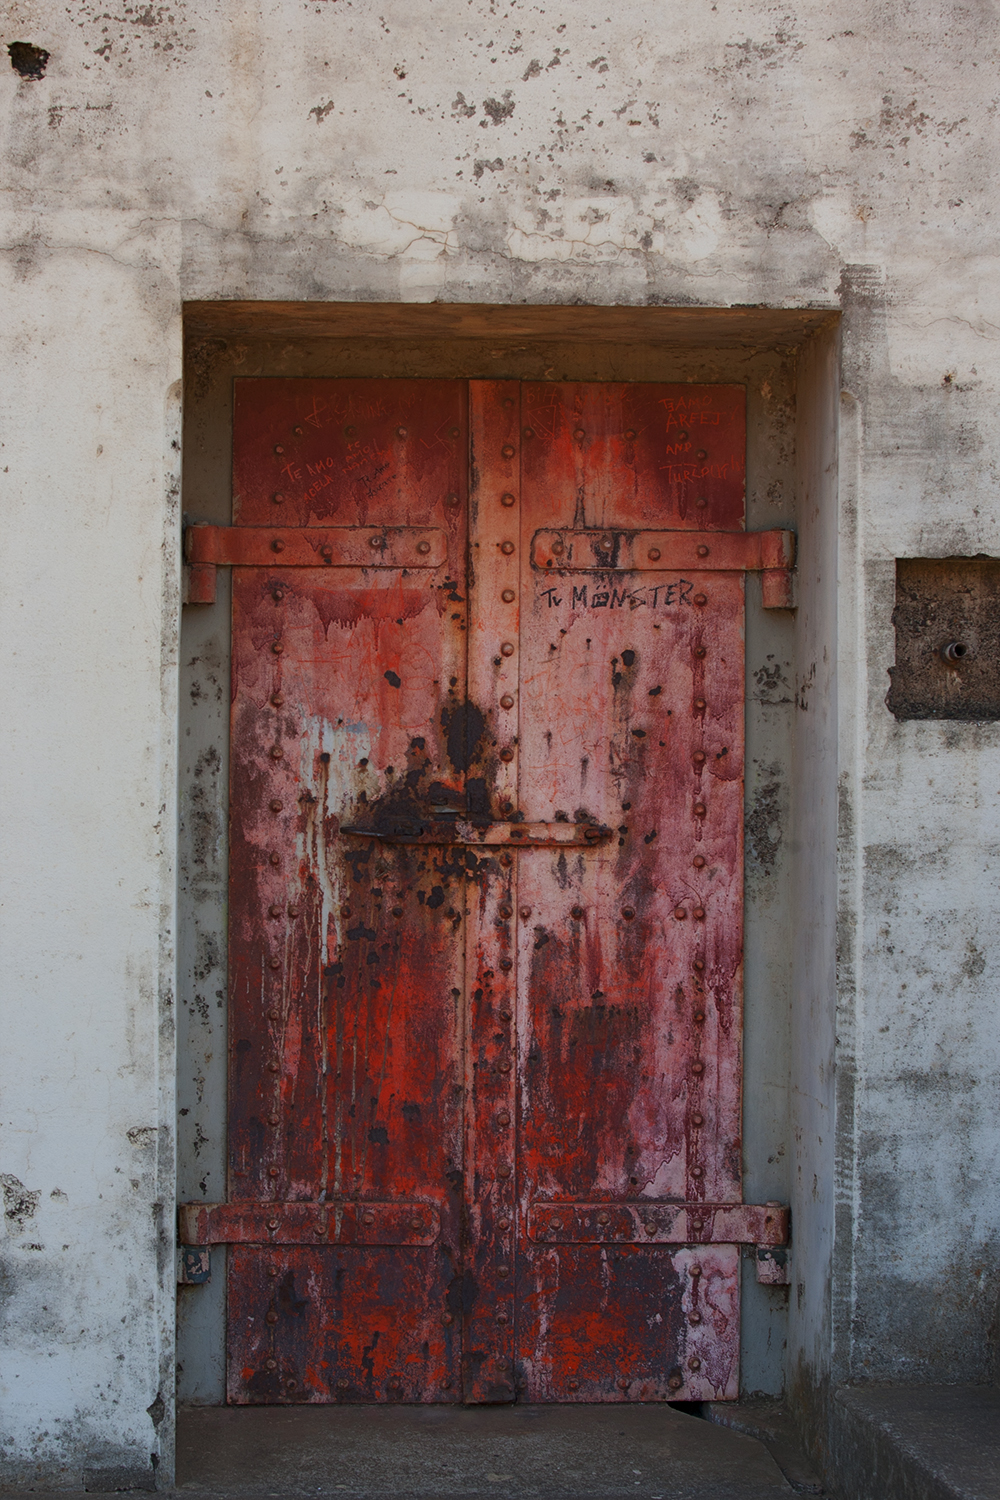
[200,376,779,1408]
[887,557,1000,720]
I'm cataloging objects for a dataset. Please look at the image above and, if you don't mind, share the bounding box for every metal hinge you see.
[531,527,796,609]
[183,524,447,604]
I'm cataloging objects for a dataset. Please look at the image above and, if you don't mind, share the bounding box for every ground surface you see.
[173,1403,795,1499]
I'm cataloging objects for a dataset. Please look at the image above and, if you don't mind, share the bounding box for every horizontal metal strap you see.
[340,820,612,848]
[528,1201,789,1246]
[178,1200,439,1247]
[185,525,447,570]
[531,528,795,574]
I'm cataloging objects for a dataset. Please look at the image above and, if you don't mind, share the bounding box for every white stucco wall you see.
[2,0,999,1485]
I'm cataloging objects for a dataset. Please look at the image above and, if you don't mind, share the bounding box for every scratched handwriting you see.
[539,580,694,610]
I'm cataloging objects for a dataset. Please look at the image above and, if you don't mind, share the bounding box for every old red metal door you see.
[181,377,789,1405]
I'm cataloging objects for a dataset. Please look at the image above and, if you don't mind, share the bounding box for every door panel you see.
[227,380,468,1402]
[220,376,749,1404]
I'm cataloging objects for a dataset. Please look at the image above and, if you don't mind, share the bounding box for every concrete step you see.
[832,1384,1000,1500]
[702,1402,824,1493]
[169,1402,796,1499]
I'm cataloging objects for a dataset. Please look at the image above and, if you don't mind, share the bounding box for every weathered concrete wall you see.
[2,0,1000,1486]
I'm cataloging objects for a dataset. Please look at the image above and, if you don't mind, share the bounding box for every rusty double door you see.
[181,377,790,1405]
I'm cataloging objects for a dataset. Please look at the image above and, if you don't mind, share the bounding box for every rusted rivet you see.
[569,1377,580,1390]
[550,1216,563,1230]
[271,538,285,553]
[498,1163,512,1178]
[442,1311,454,1325]
[417,540,431,555]
[502,444,515,458]
[691,1112,704,1127]
[268,1167,280,1178]
[337,1377,349,1389]
[500,693,515,709]
[625,428,636,440]
[501,492,516,507]
[266,1310,278,1324]
[691,1165,704,1178]
[498,903,513,919]
[501,588,516,603]
[695,645,707,658]
[369,535,385,549]
[450,427,460,439]
[272,492,285,505]
[268,1113,279,1125]
[692,1218,704,1232]
[571,905,584,920]
[497,1309,509,1324]
[409,1216,422,1230]
[392,906,403,918]
[645,1221,658,1236]
[268,1218,279,1230]
[498,1061,512,1075]
[287,905,299,918]
[292,425,304,437]
[697,545,709,558]
[693,855,706,868]
[340,903,351,916]
[693,750,706,765]
[599,535,613,550]
[500,747,515,763]
[497,1110,511,1126]
[693,1011,705,1024]
[266,1358,278,1370]
[551,540,565,556]
[694,593,707,606]
[622,906,636,921]
[647,547,661,561]
[269,957,281,970]
[690,1264,703,1278]
[271,692,284,706]
[267,1007,280,1021]
[271,641,284,655]
[517,1379,528,1391]
[693,906,706,920]
[694,697,706,711]
[519,906,531,919]
[618,1377,630,1390]
[269,903,282,917]
[270,744,283,759]
[269,853,281,866]
[693,957,705,971]
[689,1312,702,1325]
[694,802,707,817]
[697,449,707,460]
[574,427,586,440]
[523,427,534,439]
[497,1265,511,1278]
[499,957,513,970]
[674,906,688,920]
[691,1060,705,1075]
[344,425,356,437]
[500,641,515,657]
[677,430,689,442]
[286,1378,297,1390]
[597,1211,610,1225]
[688,1356,702,1372]
[668,1374,683,1391]
[500,540,515,555]
[363,1211,375,1224]
[397,427,407,438]
[321,545,334,561]
[272,587,285,602]
[696,496,708,508]
[447,492,461,507]
[274,444,285,455]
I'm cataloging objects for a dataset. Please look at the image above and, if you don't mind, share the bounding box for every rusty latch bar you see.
[340,820,613,847]
[178,1200,440,1247]
[184,524,448,604]
[531,528,796,609]
[528,1200,789,1246]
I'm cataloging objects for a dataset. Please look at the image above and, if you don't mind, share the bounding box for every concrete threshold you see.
[164,1402,797,1499]
[702,1403,824,1494]
[832,1384,1000,1500]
